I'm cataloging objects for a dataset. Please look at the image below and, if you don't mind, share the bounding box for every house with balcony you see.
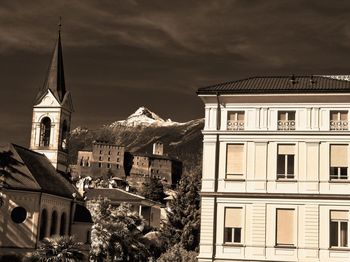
[197,75,350,262]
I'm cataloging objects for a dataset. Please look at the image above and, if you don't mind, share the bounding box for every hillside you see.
[68,107,204,172]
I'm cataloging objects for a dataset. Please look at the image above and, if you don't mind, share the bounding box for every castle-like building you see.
[0,29,92,256]
[197,76,350,262]
[75,141,182,189]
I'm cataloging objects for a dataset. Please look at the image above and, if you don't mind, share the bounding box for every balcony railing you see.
[330,120,348,130]
[277,120,295,130]
[227,120,244,130]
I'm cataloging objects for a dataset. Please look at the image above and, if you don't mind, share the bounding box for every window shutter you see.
[278,145,295,155]
[225,208,242,228]
[331,145,348,167]
[227,144,244,174]
[331,210,348,220]
[276,209,294,245]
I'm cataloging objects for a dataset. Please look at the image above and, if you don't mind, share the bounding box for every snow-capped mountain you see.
[109,107,181,127]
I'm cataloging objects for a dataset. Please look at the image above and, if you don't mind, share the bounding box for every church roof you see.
[0,143,81,199]
[34,30,66,105]
[197,75,350,95]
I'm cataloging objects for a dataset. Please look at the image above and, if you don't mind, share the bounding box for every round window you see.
[11,206,27,223]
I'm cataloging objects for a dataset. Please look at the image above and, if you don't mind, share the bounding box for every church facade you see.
[0,29,92,256]
[197,76,350,262]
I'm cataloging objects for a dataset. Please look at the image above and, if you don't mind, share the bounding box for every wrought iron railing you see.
[277,120,296,130]
[330,120,348,130]
[227,120,244,130]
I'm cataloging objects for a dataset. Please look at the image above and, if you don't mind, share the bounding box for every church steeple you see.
[30,22,73,173]
[35,25,66,105]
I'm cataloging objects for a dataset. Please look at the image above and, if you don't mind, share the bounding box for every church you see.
[0,28,92,256]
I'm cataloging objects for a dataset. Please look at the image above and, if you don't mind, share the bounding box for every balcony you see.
[227,120,244,130]
[330,120,348,131]
[277,120,296,131]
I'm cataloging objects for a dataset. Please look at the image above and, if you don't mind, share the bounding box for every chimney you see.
[153,142,163,156]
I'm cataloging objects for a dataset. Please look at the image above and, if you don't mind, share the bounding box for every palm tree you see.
[31,236,84,262]
[0,150,24,207]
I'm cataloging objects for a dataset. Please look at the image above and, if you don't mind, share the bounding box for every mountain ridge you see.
[68,108,204,173]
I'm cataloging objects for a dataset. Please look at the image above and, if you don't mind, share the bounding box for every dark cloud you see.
[1,0,350,145]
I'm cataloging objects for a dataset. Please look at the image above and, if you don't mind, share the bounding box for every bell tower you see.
[29,24,73,173]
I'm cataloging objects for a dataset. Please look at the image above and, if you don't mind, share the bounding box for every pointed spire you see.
[35,18,66,104]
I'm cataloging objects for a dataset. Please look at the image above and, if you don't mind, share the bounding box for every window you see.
[276,209,294,247]
[39,209,47,240]
[226,144,244,179]
[98,162,102,168]
[277,145,295,179]
[224,207,242,244]
[60,213,66,236]
[117,158,120,162]
[330,211,348,248]
[50,211,58,236]
[278,111,295,130]
[108,151,111,155]
[99,156,102,161]
[107,163,111,169]
[330,111,348,130]
[61,120,68,150]
[108,157,111,162]
[330,145,348,180]
[11,206,27,224]
[227,111,245,130]
[116,164,119,169]
[39,117,51,147]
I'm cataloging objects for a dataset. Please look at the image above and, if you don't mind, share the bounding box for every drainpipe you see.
[212,92,221,259]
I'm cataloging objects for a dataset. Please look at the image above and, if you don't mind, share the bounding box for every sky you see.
[1,0,350,146]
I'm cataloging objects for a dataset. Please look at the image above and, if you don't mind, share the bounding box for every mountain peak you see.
[128,107,164,122]
[110,107,181,127]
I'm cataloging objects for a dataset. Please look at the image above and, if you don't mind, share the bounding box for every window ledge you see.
[224,178,246,182]
[328,247,350,251]
[274,245,296,249]
[275,179,297,182]
[329,180,350,183]
[223,243,244,247]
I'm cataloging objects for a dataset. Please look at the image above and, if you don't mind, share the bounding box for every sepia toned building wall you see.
[197,77,350,262]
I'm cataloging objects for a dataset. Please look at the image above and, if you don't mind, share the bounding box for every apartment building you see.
[197,75,350,262]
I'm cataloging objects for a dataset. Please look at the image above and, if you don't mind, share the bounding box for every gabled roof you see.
[85,188,161,206]
[197,75,350,95]
[34,31,66,105]
[0,143,80,199]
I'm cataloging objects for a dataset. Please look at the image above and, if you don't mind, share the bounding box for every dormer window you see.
[278,111,295,131]
[227,111,244,130]
[330,111,348,130]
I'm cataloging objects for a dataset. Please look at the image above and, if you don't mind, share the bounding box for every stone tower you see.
[29,28,73,173]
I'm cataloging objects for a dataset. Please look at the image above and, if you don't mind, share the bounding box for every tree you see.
[161,168,201,252]
[156,244,197,262]
[31,236,84,262]
[138,176,166,203]
[89,199,150,262]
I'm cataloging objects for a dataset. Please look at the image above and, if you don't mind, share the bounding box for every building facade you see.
[76,141,126,179]
[197,76,350,262]
[75,141,182,188]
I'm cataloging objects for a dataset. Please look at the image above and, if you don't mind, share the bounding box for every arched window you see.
[39,209,47,240]
[61,120,68,150]
[39,117,51,147]
[59,213,66,236]
[50,210,58,236]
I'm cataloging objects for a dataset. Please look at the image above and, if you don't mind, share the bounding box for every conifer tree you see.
[139,176,166,203]
[162,168,201,252]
